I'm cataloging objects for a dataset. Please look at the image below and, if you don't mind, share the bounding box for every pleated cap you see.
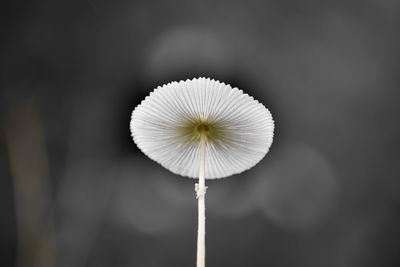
[130,77,274,179]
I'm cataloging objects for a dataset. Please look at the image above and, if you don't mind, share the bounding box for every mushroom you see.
[130,77,274,267]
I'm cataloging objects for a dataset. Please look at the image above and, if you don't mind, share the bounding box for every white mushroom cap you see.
[130,77,274,179]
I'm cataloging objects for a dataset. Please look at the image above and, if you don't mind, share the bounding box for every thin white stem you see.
[196,136,207,267]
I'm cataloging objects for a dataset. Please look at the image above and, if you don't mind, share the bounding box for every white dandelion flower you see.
[130,77,274,267]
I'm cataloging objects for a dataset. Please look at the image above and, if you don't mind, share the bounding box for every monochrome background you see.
[1,0,400,266]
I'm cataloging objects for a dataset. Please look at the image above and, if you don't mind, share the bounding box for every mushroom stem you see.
[196,136,207,267]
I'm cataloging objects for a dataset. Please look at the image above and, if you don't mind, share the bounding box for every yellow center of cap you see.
[196,123,210,133]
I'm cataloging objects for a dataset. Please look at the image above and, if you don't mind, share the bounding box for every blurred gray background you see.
[1,0,400,266]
